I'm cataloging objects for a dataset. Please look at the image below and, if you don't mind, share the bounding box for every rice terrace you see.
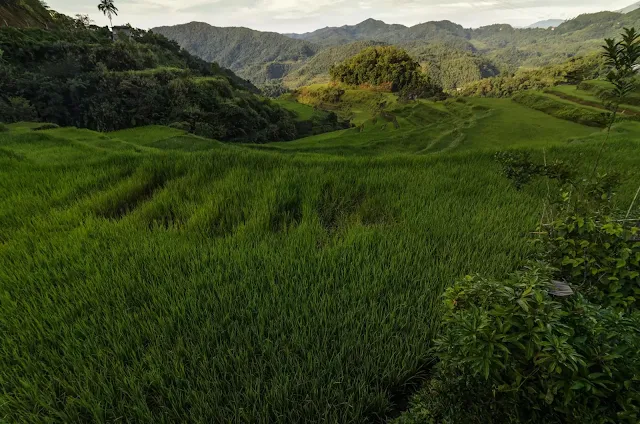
[1,0,640,423]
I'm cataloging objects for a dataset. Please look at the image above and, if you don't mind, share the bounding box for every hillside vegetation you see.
[0,0,53,28]
[329,46,443,99]
[152,22,319,84]
[0,25,324,142]
[155,9,640,86]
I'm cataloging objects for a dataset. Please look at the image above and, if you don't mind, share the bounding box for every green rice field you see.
[1,96,640,422]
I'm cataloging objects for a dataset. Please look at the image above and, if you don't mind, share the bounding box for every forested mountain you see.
[283,40,386,87]
[154,7,640,87]
[0,16,321,142]
[151,22,318,83]
[404,43,501,90]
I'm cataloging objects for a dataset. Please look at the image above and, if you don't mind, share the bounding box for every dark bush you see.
[0,97,38,123]
[31,123,60,131]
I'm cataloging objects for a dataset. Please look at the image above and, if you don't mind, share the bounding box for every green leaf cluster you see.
[399,266,640,423]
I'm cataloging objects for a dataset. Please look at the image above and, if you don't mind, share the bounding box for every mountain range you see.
[152,6,640,89]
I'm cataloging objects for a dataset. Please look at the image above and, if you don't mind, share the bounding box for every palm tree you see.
[97,0,118,28]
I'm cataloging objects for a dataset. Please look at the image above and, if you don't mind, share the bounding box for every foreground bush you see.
[398,264,640,424]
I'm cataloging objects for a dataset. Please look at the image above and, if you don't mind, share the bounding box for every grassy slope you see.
[262,97,598,155]
[1,96,640,422]
[548,84,640,115]
[0,0,53,28]
[291,84,398,125]
[272,98,320,121]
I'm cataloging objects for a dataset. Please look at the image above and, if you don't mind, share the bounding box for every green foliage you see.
[399,266,640,423]
[460,55,607,97]
[152,22,318,82]
[494,150,573,189]
[0,123,7,132]
[0,96,38,123]
[602,28,640,114]
[0,26,306,142]
[543,209,640,310]
[330,46,427,92]
[31,123,59,130]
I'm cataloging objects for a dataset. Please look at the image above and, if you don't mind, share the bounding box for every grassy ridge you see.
[1,95,640,422]
[262,97,599,155]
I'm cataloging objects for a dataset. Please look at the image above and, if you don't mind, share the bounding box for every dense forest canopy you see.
[458,54,607,97]
[152,22,318,84]
[329,46,443,98]
[0,21,316,142]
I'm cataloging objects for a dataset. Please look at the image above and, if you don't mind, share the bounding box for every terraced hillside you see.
[2,89,640,422]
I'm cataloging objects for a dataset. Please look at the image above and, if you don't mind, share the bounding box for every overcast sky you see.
[47,0,635,33]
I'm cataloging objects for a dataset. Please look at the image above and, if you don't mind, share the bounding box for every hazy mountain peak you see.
[526,19,565,28]
[617,1,640,13]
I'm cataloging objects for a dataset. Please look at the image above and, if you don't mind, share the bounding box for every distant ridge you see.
[152,22,318,84]
[156,10,640,86]
[617,1,640,13]
[526,19,565,29]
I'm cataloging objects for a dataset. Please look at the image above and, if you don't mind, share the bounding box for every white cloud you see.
[48,0,634,32]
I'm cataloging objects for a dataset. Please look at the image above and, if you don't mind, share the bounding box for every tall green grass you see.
[1,97,639,422]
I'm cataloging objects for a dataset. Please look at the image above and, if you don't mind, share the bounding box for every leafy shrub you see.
[0,123,7,132]
[31,123,59,131]
[494,150,574,189]
[0,97,37,123]
[543,213,640,310]
[168,121,190,131]
[398,266,640,424]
